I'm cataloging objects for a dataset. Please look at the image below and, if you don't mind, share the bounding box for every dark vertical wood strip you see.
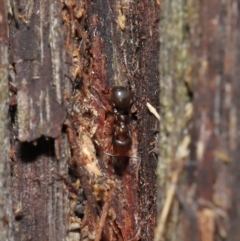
[137,1,160,240]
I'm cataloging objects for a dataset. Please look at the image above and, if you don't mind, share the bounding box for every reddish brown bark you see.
[65,0,159,240]
[6,0,159,241]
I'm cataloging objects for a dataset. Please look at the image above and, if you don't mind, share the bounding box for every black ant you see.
[111,86,132,157]
[92,85,136,163]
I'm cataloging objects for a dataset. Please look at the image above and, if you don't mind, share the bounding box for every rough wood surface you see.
[136,1,160,240]
[184,1,240,241]
[9,0,66,142]
[6,0,160,241]
[64,0,160,240]
[8,1,70,241]
[155,0,193,240]
[0,1,14,240]
[156,0,240,241]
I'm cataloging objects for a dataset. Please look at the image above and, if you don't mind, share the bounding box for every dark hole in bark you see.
[17,136,55,162]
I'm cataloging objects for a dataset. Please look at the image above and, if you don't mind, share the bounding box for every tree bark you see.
[0,1,14,240]
[186,1,240,241]
[8,1,70,241]
[3,0,160,241]
[156,0,240,241]
[155,0,193,240]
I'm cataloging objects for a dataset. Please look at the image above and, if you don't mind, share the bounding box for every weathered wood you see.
[184,1,240,241]
[6,0,160,240]
[136,1,160,240]
[62,0,159,240]
[86,1,160,240]
[8,1,70,241]
[9,1,66,142]
[0,1,14,240]
[155,0,193,240]
[156,0,240,241]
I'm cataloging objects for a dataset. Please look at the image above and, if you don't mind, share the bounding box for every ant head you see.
[111,86,132,112]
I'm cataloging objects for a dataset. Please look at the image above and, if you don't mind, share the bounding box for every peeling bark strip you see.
[9,0,66,142]
[8,1,70,241]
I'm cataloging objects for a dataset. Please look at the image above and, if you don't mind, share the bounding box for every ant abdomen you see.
[113,136,132,156]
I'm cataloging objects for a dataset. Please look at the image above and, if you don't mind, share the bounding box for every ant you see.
[111,86,132,158]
